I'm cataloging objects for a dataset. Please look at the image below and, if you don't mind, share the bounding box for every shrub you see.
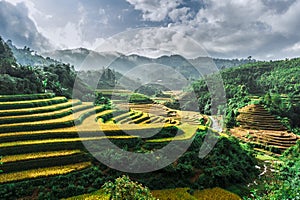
[94,92,111,107]
[128,93,153,104]
[102,175,156,200]
[246,141,300,199]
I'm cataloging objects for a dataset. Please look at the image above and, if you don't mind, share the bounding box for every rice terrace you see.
[0,91,242,199]
[1,87,299,199]
[1,1,300,199]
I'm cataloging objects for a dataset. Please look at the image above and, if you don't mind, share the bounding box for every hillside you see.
[42,48,252,77]
[188,58,300,129]
[230,104,299,153]
[7,40,60,67]
[0,37,92,98]
[0,93,257,199]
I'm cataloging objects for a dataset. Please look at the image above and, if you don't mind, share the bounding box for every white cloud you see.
[126,0,185,22]
[168,7,191,22]
[0,1,52,51]
[172,0,300,59]
[8,0,43,31]
[3,0,300,60]
[98,9,108,24]
[263,0,300,35]
[284,42,300,52]
[94,27,208,58]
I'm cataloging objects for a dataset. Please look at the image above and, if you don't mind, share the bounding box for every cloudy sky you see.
[1,0,300,60]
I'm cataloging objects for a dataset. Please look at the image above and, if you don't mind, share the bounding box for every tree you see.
[102,175,156,200]
[246,141,300,199]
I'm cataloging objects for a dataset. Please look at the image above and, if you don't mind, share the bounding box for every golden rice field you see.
[66,187,241,200]
[1,150,82,163]
[193,187,242,200]
[0,99,80,116]
[0,93,243,200]
[0,104,104,131]
[0,93,204,187]
[0,96,66,106]
[0,162,92,183]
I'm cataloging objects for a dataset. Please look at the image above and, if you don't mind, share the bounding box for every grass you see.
[128,112,150,124]
[0,96,67,109]
[0,95,211,190]
[96,89,132,94]
[117,111,143,124]
[66,189,109,200]
[151,188,196,200]
[66,187,242,200]
[1,150,82,163]
[0,93,55,102]
[142,116,164,124]
[98,123,174,132]
[112,111,134,122]
[0,136,139,148]
[193,187,241,200]
[0,127,79,138]
[0,103,92,125]
[0,162,91,183]
[0,104,106,133]
[0,99,81,117]
[255,154,278,161]
[146,124,199,142]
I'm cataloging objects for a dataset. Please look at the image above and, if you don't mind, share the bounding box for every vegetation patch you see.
[128,93,153,104]
[0,162,91,183]
[193,187,241,200]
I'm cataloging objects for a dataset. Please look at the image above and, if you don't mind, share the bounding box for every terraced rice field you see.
[0,93,203,184]
[230,104,299,153]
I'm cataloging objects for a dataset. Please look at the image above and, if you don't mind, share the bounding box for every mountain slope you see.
[7,40,59,67]
[43,48,252,78]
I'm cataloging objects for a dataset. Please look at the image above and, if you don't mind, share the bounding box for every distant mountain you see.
[4,42,255,91]
[43,48,123,70]
[7,40,60,67]
[43,48,253,77]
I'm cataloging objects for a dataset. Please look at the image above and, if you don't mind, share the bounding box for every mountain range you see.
[42,48,253,76]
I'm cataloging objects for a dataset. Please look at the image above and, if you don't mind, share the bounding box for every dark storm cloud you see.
[0,1,52,51]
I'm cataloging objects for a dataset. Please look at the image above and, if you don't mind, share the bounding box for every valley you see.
[0,36,299,200]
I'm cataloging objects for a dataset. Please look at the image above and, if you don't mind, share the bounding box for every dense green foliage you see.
[78,68,138,90]
[102,175,155,200]
[246,141,300,200]
[128,93,153,104]
[262,92,300,129]
[92,130,258,192]
[0,37,92,98]
[94,92,111,106]
[0,129,258,199]
[7,41,59,67]
[0,166,106,199]
[134,84,171,98]
[188,58,300,128]
[0,93,54,102]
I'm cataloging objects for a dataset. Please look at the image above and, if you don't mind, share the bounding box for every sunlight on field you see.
[0,99,80,116]
[0,162,91,183]
[1,150,82,163]
[152,188,196,200]
[0,96,66,105]
[66,187,241,200]
[193,187,241,200]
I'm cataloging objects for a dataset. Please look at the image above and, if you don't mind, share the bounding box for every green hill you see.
[0,36,92,99]
[187,58,300,129]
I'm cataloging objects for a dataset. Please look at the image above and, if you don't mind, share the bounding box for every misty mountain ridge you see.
[6,39,254,82]
[42,48,254,79]
[7,40,60,67]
